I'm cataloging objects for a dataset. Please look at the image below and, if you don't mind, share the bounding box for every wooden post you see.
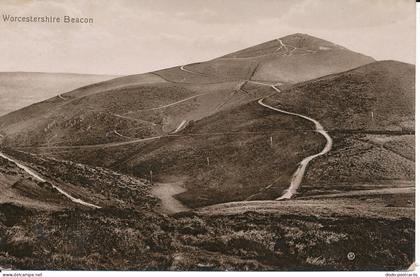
[270,136,273,148]
[150,170,153,184]
[206,157,210,166]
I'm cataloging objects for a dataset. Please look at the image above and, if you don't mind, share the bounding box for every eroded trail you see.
[179,65,204,75]
[257,99,332,199]
[127,92,210,113]
[0,151,101,209]
[171,120,188,134]
[0,152,46,182]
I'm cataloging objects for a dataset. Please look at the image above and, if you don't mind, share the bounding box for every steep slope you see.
[0,133,413,271]
[0,33,374,148]
[19,99,324,207]
[31,60,414,208]
[0,35,414,271]
[0,80,252,146]
[265,60,415,132]
[0,72,116,116]
[263,61,415,197]
[186,33,374,83]
[0,148,155,211]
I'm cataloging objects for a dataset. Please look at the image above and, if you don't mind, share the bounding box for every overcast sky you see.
[0,0,415,75]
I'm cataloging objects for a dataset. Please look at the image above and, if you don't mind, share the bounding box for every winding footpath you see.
[57,94,66,100]
[180,65,201,75]
[20,135,164,150]
[257,98,333,200]
[113,129,134,139]
[124,92,210,114]
[0,151,101,208]
[275,38,287,52]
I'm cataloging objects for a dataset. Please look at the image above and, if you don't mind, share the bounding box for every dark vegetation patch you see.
[0,206,413,270]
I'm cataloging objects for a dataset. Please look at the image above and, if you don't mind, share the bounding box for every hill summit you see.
[0,33,375,147]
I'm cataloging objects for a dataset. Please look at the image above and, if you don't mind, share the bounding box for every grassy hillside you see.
[15,61,414,209]
[0,156,76,210]
[0,148,156,211]
[261,61,415,199]
[0,149,414,270]
[252,49,374,83]
[265,61,415,132]
[160,100,319,203]
[221,33,344,59]
[0,72,116,116]
[0,81,253,146]
[0,34,414,270]
[0,33,374,148]
[22,100,324,207]
[298,133,414,197]
[191,33,375,83]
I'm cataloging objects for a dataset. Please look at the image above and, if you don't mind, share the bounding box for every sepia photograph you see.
[0,0,416,274]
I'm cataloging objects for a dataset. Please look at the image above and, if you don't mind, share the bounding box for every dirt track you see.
[258,98,332,199]
[0,151,101,209]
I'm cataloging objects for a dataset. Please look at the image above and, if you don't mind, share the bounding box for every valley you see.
[0,33,414,270]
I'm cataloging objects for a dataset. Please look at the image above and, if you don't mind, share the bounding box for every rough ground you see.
[0,149,414,270]
[0,34,415,270]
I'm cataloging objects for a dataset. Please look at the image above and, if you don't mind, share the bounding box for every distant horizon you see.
[0,31,416,76]
[0,57,414,77]
[0,70,120,76]
[0,0,415,75]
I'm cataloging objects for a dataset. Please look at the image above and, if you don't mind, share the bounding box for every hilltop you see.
[0,33,374,147]
[182,33,374,83]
